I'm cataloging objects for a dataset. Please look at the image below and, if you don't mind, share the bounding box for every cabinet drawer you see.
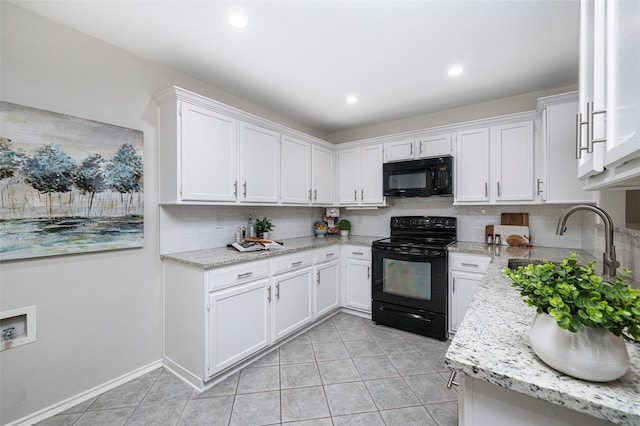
[343,246,372,261]
[207,260,270,292]
[449,253,491,273]
[272,252,314,275]
[314,246,340,264]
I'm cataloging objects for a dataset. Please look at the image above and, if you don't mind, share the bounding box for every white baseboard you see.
[6,360,163,426]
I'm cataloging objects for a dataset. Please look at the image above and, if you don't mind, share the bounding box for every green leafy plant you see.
[338,219,351,231]
[255,217,274,232]
[503,252,640,342]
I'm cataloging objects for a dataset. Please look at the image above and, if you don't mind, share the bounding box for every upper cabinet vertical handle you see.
[314,189,317,201]
[536,179,543,195]
[587,101,607,153]
[575,112,588,159]
[354,189,357,202]
[410,143,414,156]
[243,181,247,197]
[484,182,488,197]
[308,189,312,200]
[234,180,238,196]
[497,182,501,197]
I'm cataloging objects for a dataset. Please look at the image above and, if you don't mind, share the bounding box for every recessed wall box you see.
[1,306,37,351]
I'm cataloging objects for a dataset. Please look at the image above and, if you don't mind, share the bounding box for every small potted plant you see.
[338,219,351,237]
[255,217,274,240]
[503,252,639,381]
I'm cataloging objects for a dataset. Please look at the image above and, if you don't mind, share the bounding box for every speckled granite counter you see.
[161,235,379,269]
[445,242,640,425]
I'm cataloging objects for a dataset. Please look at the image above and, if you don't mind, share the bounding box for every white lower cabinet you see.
[449,253,491,333]
[315,260,340,318]
[342,246,372,313]
[209,279,271,374]
[273,267,313,341]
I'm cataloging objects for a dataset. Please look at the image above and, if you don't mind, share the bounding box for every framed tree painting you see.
[0,102,144,260]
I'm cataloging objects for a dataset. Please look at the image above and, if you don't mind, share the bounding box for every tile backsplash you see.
[160,198,586,254]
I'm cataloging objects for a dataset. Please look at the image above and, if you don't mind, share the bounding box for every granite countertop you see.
[446,242,640,425]
[161,235,380,269]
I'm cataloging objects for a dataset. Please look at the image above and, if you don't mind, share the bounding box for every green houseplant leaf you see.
[503,252,640,342]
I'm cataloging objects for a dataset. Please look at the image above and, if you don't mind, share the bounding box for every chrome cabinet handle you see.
[354,189,357,201]
[587,101,607,153]
[308,189,312,200]
[575,112,588,159]
[367,266,370,279]
[234,181,238,196]
[291,261,303,266]
[352,251,364,255]
[536,179,543,195]
[410,143,414,156]
[497,182,501,197]
[484,182,488,197]
[314,189,317,200]
[446,369,459,389]
[461,263,479,268]
[326,252,335,257]
[316,272,320,285]
[276,283,280,299]
[361,189,364,200]
[237,272,253,279]
[267,286,272,302]
[243,181,247,197]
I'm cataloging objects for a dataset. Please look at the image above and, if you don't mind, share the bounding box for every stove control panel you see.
[390,216,456,230]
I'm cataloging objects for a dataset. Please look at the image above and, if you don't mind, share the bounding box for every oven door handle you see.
[377,305,433,322]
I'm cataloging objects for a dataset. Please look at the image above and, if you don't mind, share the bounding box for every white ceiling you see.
[12,0,580,134]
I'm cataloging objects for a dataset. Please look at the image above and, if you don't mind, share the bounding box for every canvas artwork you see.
[0,102,144,260]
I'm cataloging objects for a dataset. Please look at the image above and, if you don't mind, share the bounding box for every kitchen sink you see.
[506,259,555,270]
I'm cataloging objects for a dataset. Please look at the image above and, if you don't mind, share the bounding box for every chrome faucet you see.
[556,205,620,277]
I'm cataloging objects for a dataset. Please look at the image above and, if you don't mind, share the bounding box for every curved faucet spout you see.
[556,205,620,277]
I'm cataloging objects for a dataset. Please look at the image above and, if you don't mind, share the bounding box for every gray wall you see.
[0,3,323,424]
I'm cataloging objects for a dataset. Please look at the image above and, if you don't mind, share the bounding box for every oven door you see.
[372,246,447,314]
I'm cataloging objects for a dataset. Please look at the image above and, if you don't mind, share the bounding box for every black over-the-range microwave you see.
[382,156,453,197]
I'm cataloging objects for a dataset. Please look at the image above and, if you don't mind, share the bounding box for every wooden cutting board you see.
[494,225,531,246]
[501,213,529,226]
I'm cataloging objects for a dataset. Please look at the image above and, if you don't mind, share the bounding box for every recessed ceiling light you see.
[346,95,358,104]
[448,66,464,77]
[228,14,248,29]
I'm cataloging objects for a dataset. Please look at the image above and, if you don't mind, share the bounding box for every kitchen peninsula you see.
[445,244,640,426]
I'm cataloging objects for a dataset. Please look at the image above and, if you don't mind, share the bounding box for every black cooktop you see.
[373,216,457,249]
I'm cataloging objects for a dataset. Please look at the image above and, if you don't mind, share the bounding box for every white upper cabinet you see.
[454,128,490,203]
[281,136,311,204]
[537,93,597,203]
[383,134,451,163]
[492,121,534,202]
[180,102,239,202]
[239,122,280,203]
[337,145,384,206]
[578,0,640,189]
[455,121,534,204]
[384,139,415,162]
[418,134,452,158]
[311,145,334,205]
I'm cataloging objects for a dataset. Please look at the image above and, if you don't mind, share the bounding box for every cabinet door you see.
[281,136,311,204]
[316,261,340,318]
[418,134,451,158]
[360,145,384,204]
[337,148,361,204]
[384,139,415,162]
[449,271,482,333]
[604,0,640,168]
[209,279,270,375]
[541,100,597,203]
[492,121,534,202]
[240,123,280,203]
[344,259,371,312]
[180,102,238,202]
[577,0,606,179]
[311,145,334,204]
[273,268,313,341]
[455,128,490,203]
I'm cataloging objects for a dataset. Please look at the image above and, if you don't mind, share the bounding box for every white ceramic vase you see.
[529,313,630,382]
